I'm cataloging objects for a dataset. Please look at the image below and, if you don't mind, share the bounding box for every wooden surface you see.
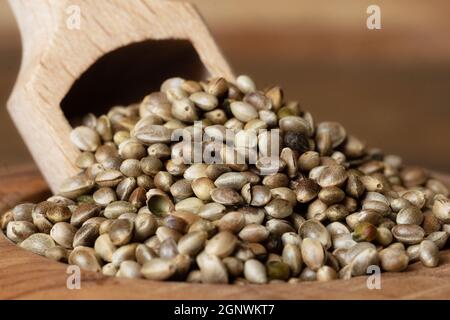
[1,165,450,300]
[6,0,233,193]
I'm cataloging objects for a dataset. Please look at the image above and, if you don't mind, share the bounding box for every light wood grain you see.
[7,0,234,193]
[0,166,450,299]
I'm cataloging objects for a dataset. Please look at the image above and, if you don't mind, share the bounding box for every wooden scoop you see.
[7,0,234,193]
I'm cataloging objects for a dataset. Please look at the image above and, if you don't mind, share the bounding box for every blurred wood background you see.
[0,0,449,174]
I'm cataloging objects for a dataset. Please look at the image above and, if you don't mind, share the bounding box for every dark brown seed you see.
[46,205,72,223]
[211,188,244,206]
[265,199,293,219]
[317,165,348,188]
[283,131,310,153]
[238,224,269,243]
[163,215,188,233]
[391,224,425,245]
[206,164,232,181]
[69,246,102,272]
[216,211,245,233]
[207,77,228,97]
[262,173,289,189]
[170,179,194,200]
[325,204,350,222]
[298,151,320,172]
[318,186,345,205]
[178,231,208,256]
[116,177,137,201]
[140,156,163,177]
[422,210,442,235]
[346,175,365,198]
[129,187,147,209]
[295,179,320,203]
[70,204,101,227]
[73,223,100,248]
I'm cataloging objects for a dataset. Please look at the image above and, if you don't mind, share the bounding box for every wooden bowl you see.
[1,165,450,299]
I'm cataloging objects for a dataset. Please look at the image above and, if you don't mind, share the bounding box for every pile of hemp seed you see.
[1,75,450,284]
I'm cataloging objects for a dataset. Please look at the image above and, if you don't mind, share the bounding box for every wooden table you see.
[0,165,450,299]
